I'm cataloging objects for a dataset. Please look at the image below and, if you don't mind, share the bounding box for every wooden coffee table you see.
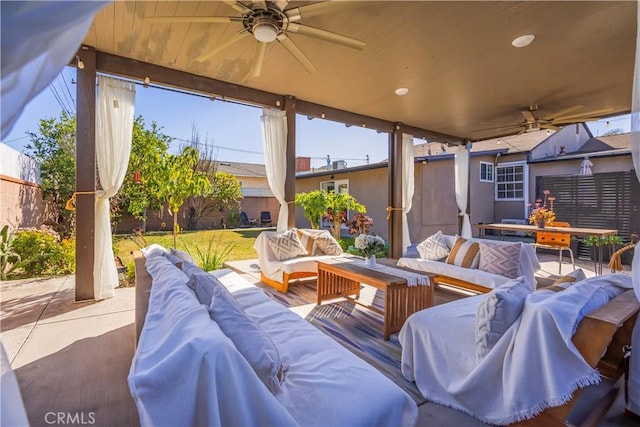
[316,259,434,340]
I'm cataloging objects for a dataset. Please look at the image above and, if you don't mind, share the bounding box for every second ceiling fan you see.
[476,104,614,135]
[145,0,366,77]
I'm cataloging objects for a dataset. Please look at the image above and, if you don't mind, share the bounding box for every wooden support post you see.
[389,124,404,259]
[284,96,296,229]
[75,46,96,301]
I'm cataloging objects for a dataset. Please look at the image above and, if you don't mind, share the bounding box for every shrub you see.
[184,234,235,271]
[10,227,75,277]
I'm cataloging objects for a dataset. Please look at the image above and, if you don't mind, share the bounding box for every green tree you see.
[156,147,212,247]
[325,191,366,240]
[26,112,76,237]
[295,190,327,229]
[295,190,366,239]
[115,116,171,231]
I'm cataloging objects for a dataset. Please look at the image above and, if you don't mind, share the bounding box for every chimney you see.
[295,156,311,172]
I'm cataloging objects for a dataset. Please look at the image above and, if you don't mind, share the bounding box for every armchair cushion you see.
[475,276,531,362]
[478,241,522,279]
[417,230,450,261]
[446,237,480,268]
[267,229,307,261]
[296,229,343,256]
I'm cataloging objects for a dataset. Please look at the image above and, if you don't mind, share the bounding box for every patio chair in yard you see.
[260,211,272,226]
[532,221,575,275]
[239,211,256,228]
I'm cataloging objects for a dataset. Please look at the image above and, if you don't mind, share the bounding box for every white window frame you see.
[320,179,350,228]
[494,161,527,201]
[479,161,494,183]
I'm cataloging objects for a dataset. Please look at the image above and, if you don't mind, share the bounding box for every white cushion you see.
[417,231,450,261]
[478,241,522,279]
[141,244,168,257]
[446,237,480,269]
[209,282,284,394]
[186,271,223,306]
[296,229,342,256]
[475,276,531,362]
[397,257,511,290]
[267,229,307,261]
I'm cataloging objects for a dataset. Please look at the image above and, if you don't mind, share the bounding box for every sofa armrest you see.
[134,250,152,345]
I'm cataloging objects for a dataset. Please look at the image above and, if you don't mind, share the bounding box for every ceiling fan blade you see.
[252,0,268,10]
[285,1,335,22]
[541,105,583,120]
[195,32,250,62]
[521,110,536,123]
[251,42,267,77]
[222,1,251,13]
[287,23,366,50]
[552,117,602,125]
[540,124,560,131]
[472,124,521,132]
[552,107,614,122]
[277,34,316,73]
[145,16,233,24]
[272,0,289,11]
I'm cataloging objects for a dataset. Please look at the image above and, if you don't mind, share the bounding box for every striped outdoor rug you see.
[258,280,427,404]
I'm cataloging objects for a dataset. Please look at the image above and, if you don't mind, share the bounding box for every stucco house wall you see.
[0,144,44,229]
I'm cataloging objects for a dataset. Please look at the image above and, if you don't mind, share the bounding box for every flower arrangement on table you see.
[528,190,556,227]
[353,234,386,258]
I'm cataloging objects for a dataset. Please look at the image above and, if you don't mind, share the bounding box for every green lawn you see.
[114,228,265,268]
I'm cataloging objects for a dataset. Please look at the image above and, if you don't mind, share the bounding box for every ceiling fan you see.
[145,0,366,77]
[474,104,614,135]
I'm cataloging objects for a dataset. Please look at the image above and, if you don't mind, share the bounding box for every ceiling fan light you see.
[395,87,409,96]
[511,34,535,48]
[253,21,278,43]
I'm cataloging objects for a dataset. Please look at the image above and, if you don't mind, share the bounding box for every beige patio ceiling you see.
[84,1,636,140]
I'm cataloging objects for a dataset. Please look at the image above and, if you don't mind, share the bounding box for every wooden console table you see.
[316,260,434,340]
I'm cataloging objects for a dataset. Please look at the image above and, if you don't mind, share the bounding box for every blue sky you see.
[2,67,631,168]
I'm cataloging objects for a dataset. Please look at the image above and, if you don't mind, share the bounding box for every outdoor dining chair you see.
[532,221,575,274]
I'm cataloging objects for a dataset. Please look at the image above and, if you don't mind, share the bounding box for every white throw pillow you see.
[208,282,284,394]
[446,237,480,268]
[475,276,531,362]
[416,231,450,261]
[267,229,307,261]
[478,242,522,279]
[312,231,343,255]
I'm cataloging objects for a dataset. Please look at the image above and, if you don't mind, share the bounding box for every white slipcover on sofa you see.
[398,233,540,292]
[255,228,351,293]
[129,249,418,427]
[399,273,637,425]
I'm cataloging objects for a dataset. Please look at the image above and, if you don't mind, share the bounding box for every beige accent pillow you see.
[267,229,307,261]
[446,237,480,268]
[296,229,343,256]
[478,242,522,279]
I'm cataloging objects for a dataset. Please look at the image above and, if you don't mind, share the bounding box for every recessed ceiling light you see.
[395,87,409,96]
[512,34,535,48]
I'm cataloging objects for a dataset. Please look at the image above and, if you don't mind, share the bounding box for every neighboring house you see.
[295,125,639,248]
[0,143,44,229]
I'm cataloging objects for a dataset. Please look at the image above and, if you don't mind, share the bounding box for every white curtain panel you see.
[94,76,136,300]
[628,0,640,416]
[0,1,109,138]
[454,143,472,238]
[261,109,288,232]
[402,134,415,253]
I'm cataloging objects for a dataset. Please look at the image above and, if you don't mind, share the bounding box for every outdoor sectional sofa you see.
[398,233,540,293]
[255,228,349,293]
[130,248,418,427]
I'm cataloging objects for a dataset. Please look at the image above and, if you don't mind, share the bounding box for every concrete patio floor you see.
[0,253,635,427]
